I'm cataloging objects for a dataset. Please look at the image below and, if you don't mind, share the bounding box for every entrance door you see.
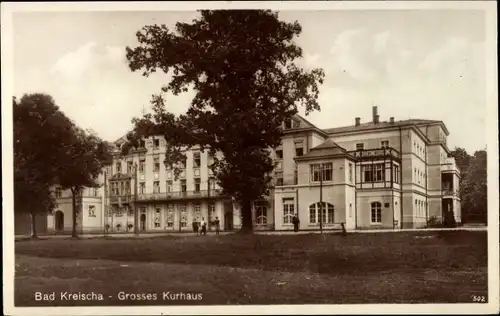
[55,211,64,231]
[140,214,146,231]
[223,201,233,231]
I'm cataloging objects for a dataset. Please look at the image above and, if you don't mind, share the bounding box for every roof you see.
[296,139,355,161]
[282,114,329,137]
[324,118,448,135]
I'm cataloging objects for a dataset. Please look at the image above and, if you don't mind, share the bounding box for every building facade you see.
[46,106,461,234]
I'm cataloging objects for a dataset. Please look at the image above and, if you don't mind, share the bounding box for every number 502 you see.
[472,295,486,302]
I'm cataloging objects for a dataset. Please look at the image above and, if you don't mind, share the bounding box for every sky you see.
[12,8,488,153]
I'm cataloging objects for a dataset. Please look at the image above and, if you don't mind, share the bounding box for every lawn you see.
[14,231,488,306]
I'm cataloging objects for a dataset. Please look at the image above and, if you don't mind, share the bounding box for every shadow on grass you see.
[15,231,487,276]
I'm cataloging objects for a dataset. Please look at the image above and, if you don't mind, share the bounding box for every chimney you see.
[390,117,395,123]
[355,117,361,126]
[372,106,379,124]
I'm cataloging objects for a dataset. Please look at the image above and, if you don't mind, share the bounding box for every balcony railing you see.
[348,147,401,160]
[442,189,458,197]
[135,189,224,202]
[109,195,132,204]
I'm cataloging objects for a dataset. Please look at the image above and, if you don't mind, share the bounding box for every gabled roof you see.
[283,114,328,137]
[295,139,355,161]
[324,118,448,136]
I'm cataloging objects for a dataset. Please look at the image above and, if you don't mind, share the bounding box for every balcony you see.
[348,147,401,161]
[135,189,224,203]
[442,189,458,198]
[109,195,132,205]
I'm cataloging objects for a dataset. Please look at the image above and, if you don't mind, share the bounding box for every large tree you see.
[58,128,112,238]
[122,10,324,232]
[14,94,76,238]
[461,150,487,223]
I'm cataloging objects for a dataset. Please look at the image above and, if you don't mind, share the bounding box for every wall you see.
[356,190,398,229]
[332,129,401,151]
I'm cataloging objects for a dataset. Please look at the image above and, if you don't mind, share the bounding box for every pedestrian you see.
[192,220,199,235]
[214,216,220,235]
[292,214,300,232]
[200,217,207,235]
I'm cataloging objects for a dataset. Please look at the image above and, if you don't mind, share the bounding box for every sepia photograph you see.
[2,1,498,315]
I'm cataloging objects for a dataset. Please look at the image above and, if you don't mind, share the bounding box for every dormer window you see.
[284,119,292,129]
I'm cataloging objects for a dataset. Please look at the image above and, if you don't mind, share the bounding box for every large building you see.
[45,106,461,234]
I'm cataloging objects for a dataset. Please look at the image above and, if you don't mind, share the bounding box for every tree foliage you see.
[450,147,487,223]
[122,10,324,232]
[58,127,113,237]
[14,93,112,238]
[13,94,76,237]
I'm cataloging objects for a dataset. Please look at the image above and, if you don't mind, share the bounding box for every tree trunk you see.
[71,188,78,238]
[239,198,253,233]
[30,211,38,239]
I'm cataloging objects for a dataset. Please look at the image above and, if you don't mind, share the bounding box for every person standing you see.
[292,214,300,232]
[192,220,199,235]
[214,216,220,235]
[200,217,207,235]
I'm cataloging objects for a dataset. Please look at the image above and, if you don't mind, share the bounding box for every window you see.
[349,163,353,183]
[154,208,161,228]
[166,180,173,193]
[371,202,382,223]
[179,157,187,169]
[373,164,384,182]
[167,205,174,227]
[363,163,384,182]
[153,181,160,193]
[275,149,283,159]
[139,182,145,194]
[180,205,187,227]
[283,199,295,224]
[193,204,201,222]
[209,203,216,221]
[153,157,160,172]
[311,163,333,182]
[356,143,364,150]
[139,159,145,173]
[414,168,417,181]
[139,140,146,148]
[194,178,201,192]
[193,152,201,168]
[88,205,96,217]
[55,187,62,198]
[295,140,304,157]
[275,171,283,186]
[309,202,334,224]
[381,140,389,148]
[116,162,122,174]
[255,203,268,225]
[180,180,187,192]
[393,165,400,183]
[284,119,292,129]
[154,138,160,149]
[127,161,133,174]
[94,188,99,197]
[127,206,133,216]
[166,171,172,179]
[294,169,298,185]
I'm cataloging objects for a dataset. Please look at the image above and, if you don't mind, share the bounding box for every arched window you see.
[371,202,382,223]
[309,202,334,224]
[256,204,268,225]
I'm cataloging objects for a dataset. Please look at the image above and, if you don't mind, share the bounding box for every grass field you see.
[14,231,488,306]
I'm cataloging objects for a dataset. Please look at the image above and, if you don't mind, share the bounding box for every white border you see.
[2,1,498,315]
